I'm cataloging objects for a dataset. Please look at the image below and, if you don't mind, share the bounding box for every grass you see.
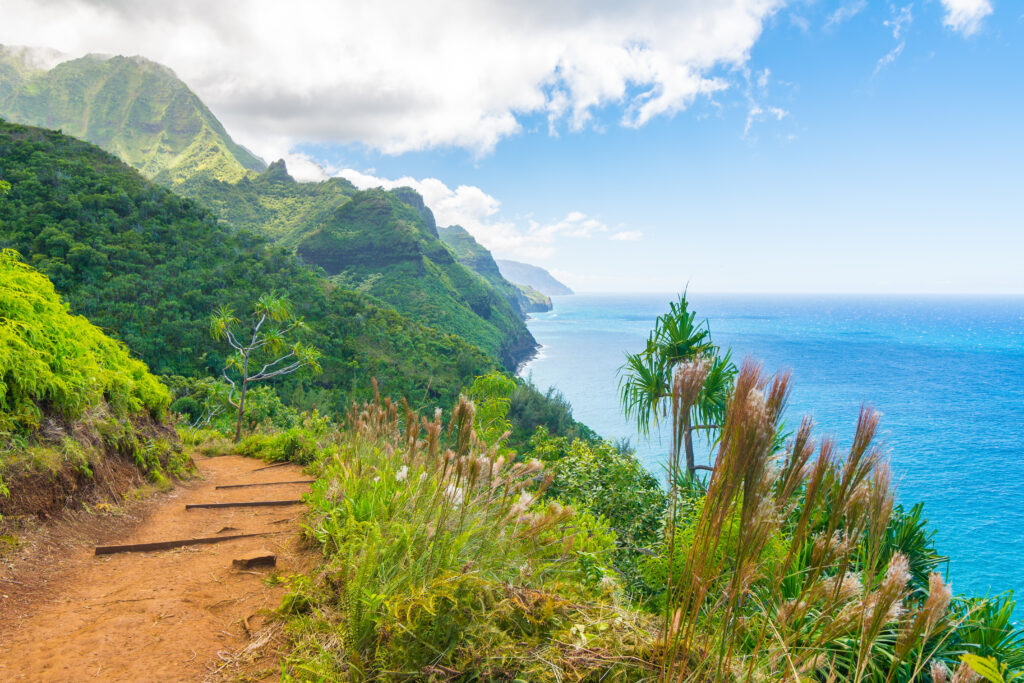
[277,385,655,681]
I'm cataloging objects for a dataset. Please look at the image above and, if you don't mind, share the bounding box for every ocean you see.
[520,293,1024,603]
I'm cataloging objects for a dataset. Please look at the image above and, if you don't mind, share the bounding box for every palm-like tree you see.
[618,294,736,476]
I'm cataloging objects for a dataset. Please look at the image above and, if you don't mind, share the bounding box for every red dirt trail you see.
[0,455,314,682]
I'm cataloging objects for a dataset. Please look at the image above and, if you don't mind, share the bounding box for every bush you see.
[280,392,653,680]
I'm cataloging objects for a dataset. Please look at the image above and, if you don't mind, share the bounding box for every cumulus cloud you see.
[940,0,993,35]
[337,168,612,260]
[0,0,784,158]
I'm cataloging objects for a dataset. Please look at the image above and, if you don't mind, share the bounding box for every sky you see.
[1,0,1021,293]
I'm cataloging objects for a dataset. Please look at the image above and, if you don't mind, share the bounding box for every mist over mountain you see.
[496,259,573,296]
[0,45,265,184]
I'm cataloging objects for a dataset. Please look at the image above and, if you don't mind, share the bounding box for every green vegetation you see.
[0,120,495,414]
[297,189,536,369]
[279,391,654,680]
[0,47,265,183]
[177,160,358,247]
[516,282,554,312]
[0,48,540,370]
[0,250,184,518]
[180,166,538,370]
[620,294,736,477]
[211,294,322,441]
[437,224,536,314]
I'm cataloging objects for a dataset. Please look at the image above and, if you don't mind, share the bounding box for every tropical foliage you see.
[619,294,736,476]
[280,389,654,680]
[0,120,495,413]
[211,294,322,441]
[0,250,184,517]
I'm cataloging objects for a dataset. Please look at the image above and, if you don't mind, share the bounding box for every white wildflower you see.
[395,465,409,482]
[445,484,464,505]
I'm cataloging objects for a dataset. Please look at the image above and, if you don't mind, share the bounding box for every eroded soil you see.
[0,455,315,682]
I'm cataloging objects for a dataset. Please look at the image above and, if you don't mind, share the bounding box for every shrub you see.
[280,391,653,680]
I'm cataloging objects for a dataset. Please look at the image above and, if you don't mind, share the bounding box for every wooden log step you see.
[215,480,314,490]
[250,462,291,472]
[185,500,303,510]
[233,549,276,569]
[95,532,274,555]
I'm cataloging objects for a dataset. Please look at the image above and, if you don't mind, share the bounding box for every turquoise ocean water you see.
[520,294,1024,603]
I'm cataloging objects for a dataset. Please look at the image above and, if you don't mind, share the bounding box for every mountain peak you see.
[259,159,295,184]
[0,44,266,185]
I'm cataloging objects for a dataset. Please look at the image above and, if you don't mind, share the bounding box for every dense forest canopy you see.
[0,120,495,413]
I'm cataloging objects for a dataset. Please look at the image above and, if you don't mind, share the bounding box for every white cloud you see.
[825,1,867,28]
[743,67,788,138]
[885,4,914,40]
[609,230,643,241]
[875,4,912,74]
[875,41,906,74]
[0,0,785,158]
[940,0,993,35]
[337,168,612,260]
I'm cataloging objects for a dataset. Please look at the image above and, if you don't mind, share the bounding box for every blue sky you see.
[3,0,1021,293]
[301,2,1024,293]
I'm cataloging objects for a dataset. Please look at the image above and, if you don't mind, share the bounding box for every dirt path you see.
[0,455,315,682]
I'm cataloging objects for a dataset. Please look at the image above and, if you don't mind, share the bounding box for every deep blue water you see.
[521,294,1024,603]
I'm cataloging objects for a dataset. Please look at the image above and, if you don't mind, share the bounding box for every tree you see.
[618,294,736,477]
[212,294,321,442]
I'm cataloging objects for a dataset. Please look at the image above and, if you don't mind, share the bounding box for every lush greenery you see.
[0,250,185,515]
[177,160,358,248]
[296,188,536,369]
[0,120,495,414]
[0,49,540,371]
[0,47,265,184]
[437,224,536,314]
[280,391,654,680]
[620,294,737,477]
[182,165,538,369]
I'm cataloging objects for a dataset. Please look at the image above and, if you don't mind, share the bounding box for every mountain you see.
[515,283,553,312]
[0,120,493,410]
[297,188,536,369]
[177,159,359,247]
[436,224,541,313]
[495,259,574,296]
[0,46,537,368]
[0,46,266,185]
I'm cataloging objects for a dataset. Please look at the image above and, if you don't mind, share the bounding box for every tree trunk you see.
[683,413,696,477]
[233,380,248,443]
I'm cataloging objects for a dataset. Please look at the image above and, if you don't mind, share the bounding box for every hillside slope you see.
[0,249,180,517]
[0,121,493,411]
[436,224,540,313]
[297,189,536,368]
[0,46,265,184]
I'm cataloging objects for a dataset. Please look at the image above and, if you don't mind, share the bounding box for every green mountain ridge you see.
[0,46,539,369]
[179,158,538,369]
[0,46,265,184]
[297,189,536,368]
[0,120,493,411]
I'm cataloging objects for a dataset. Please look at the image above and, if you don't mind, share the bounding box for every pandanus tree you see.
[212,294,322,442]
[618,294,736,477]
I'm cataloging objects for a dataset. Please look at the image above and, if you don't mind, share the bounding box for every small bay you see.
[521,293,1024,603]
